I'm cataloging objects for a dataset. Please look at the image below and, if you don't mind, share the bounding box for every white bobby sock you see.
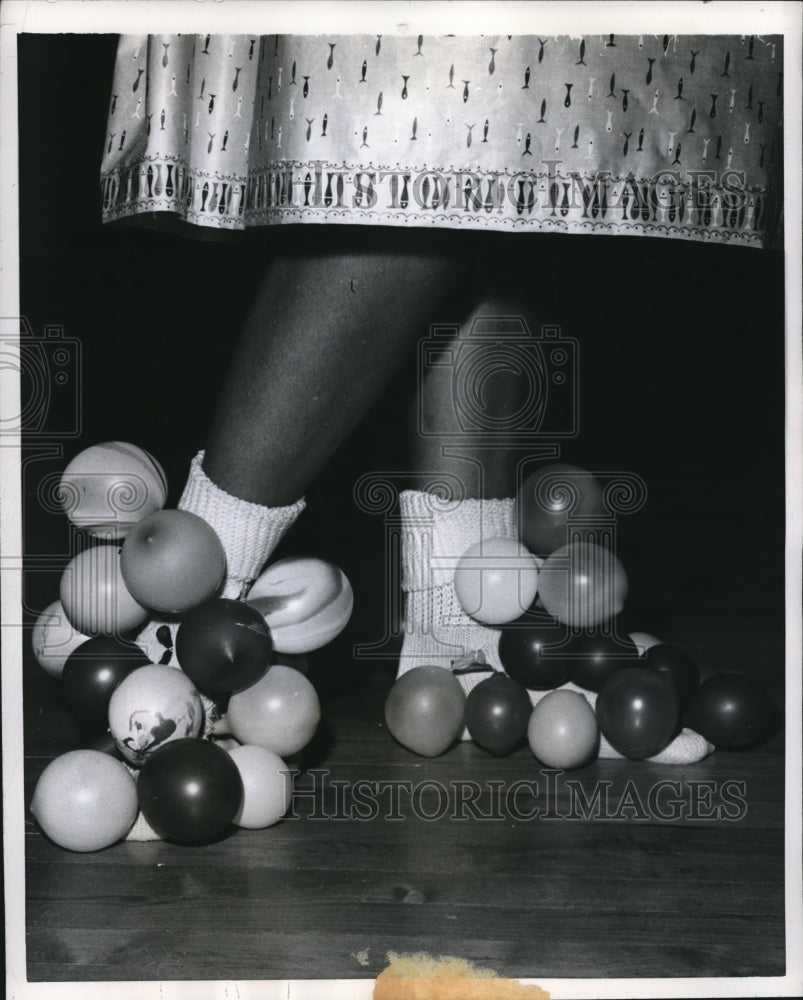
[396,490,712,764]
[398,489,517,701]
[133,450,306,669]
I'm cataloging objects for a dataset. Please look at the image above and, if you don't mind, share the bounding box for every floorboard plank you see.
[21,619,787,985]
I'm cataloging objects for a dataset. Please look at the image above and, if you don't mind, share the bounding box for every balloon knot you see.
[451,650,494,675]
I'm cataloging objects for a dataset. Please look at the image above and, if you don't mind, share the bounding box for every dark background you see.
[18,33,787,693]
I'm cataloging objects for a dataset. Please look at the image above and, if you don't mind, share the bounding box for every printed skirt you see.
[100,33,783,247]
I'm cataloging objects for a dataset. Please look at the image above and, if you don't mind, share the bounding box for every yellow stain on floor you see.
[374,952,550,1000]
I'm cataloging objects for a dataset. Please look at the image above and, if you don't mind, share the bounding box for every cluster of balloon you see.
[30,441,352,852]
[380,460,777,768]
[517,464,628,628]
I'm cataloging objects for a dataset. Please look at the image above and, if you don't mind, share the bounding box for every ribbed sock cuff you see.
[399,489,516,591]
[178,451,306,589]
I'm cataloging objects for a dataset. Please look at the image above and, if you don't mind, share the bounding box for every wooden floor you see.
[23,618,787,986]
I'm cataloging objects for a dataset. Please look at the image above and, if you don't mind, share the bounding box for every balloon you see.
[59,545,149,636]
[518,463,605,556]
[108,664,203,765]
[224,664,321,757]
[596,668,680,759]
[247,557,354,654]
[453,536,540,625]
[228,745,293,829]
[31,600,91,678]
[569,632,639,692]
[537,542,627,628]
[30,750,138,852]
[137,738,243,844]
[527,690,599,769]
[628,631,662,655]
[120,509,226,614]
[686,673,777,749]
[176,598,273,694]
[498,621,575,690]
[62,636,150,735]
[465,673,532,755]
[59,441,167,539]
[645,644,700,708]
[384,665,466,757]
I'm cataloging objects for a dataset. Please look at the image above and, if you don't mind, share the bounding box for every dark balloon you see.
[518,463,605,556]
[62,636,149,734]
[596,668,680,759]
[175,598,273,694]
[570,632,639,692]
[137,738,244,844]
[498,621,574,689]
[465,673,532,756]
[686,673,778,749]
[645,643,700,707]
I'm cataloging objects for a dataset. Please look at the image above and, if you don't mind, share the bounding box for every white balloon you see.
[225,664,320,756]
[59,441,167,539]
[31,600,91,677]
[528,690,599,770]
[60,545,149,636]
[108,664,203,765]
[247,557,353,653]
[228,745,293,829]
[31,750,138,852]
[454,536,540,625]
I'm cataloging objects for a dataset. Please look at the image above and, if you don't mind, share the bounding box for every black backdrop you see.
[17,34,787,692]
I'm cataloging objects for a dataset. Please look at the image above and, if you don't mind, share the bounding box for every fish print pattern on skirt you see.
[100,33,783,247]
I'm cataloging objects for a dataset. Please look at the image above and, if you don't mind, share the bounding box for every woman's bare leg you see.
[409,254,554,500]
[398,261,554,697]
[205,242,468,505]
